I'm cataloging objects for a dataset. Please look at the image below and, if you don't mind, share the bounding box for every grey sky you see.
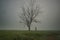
[0,0,60,30]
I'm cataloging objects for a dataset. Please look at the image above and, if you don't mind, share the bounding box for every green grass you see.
[0,30,60,40]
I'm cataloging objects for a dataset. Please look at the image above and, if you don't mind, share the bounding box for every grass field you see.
[0,30,60,40]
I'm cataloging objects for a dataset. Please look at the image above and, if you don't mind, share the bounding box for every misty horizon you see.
[0,0,60,30]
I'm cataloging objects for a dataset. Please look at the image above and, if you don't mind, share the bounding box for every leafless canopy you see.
[19,0,41,31]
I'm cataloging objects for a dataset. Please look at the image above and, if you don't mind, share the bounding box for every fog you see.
[0,0,60,30]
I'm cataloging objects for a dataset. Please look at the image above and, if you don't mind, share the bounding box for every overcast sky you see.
[0,0,60,30]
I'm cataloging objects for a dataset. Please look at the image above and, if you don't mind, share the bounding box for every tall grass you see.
[0,30,60,40]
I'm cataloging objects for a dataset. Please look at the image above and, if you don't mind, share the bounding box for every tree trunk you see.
[28,26,30,31]
[28,25,30,31]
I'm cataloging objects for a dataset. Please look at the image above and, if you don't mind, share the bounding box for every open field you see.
[0,30,60,40]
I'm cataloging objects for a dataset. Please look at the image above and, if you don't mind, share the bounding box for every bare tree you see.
[19,0,41,31]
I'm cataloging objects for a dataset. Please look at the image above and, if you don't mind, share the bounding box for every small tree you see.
[19,0,42,31]
[35,27,37,31]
